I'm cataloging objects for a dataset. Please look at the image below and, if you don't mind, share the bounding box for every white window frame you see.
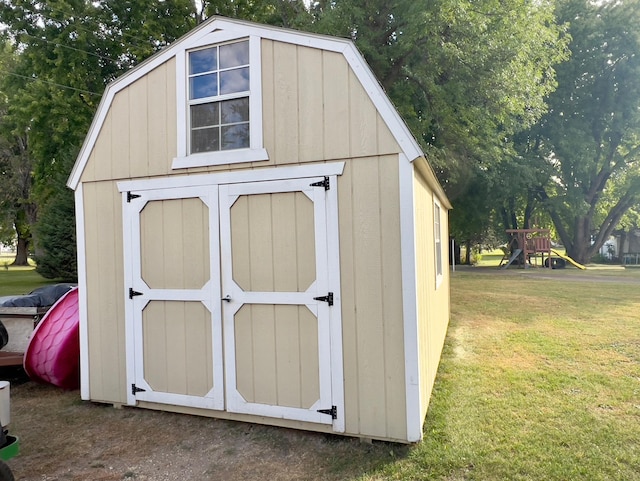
[434,199,443,287]
[173,33,268,169]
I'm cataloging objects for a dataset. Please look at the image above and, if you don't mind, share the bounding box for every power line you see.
[18,32,120,65]
[0,70,103,96]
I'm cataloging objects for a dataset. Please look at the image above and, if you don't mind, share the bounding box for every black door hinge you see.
[127,191,141,202]
[131,384,146,395]
[313,292,334,306]
[317,405,337,419]
[310,176,330,190]
[129,288,143,299]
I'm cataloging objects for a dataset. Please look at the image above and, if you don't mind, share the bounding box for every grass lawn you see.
[361,268,640,480]
[4,268,639,480]
[0,263,55,296]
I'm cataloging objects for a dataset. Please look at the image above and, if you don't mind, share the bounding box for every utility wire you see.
[18,32,121,65]
[0,70,103,96]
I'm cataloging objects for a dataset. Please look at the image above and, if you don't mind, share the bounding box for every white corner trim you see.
[398,153,423,442]
[118,161,345,193]
[172,148,269,169]
[75,187,90,401]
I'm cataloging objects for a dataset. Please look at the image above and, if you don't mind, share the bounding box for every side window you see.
[434,201,443,284]
[188,40,250,154]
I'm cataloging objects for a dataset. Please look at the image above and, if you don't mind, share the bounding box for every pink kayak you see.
[24,287,80,389]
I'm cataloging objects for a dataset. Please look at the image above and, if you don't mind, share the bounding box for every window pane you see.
[221,124,249,150]
[220,67,249,95]
[191,103,220,128]
[220,98,249,124]
[191,127,220,153]
[220,41,249,69]
[190,73,218,99]
[190,47,217,75]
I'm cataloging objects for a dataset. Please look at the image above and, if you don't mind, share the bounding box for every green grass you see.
[356,269,640,480]
[0,265,55,296]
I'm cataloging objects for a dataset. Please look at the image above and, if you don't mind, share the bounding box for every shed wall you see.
[413,166,450,422]
[78,34,415,441]
[79,40,399,185]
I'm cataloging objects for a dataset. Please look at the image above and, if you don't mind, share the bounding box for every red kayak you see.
[23,287,80,390]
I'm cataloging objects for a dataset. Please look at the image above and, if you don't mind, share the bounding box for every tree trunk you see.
[10,212,32,266]
[11,235,29,266]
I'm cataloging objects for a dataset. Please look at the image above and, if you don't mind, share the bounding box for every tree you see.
[0,43,37,266]
[309,0,568,196]
[0,0,200,278]
[308,0,569,259]
[530,0,640,264]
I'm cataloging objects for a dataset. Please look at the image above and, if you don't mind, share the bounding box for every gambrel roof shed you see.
[68,16,451,443]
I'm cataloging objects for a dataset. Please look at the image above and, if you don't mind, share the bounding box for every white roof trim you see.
[67,16,424,190]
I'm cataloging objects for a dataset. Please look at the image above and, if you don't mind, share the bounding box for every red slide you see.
[23,287,80,390]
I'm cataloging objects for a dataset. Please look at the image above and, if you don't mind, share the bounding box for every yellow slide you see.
[550,249,587,270]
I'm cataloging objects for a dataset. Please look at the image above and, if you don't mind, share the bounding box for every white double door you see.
[123,175,343,430]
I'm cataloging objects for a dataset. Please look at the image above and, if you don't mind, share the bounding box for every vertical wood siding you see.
[78,36,421,440]
[338,155,407,441]
[140,198,210,290]
[80,41,400,185]
[234,304,319,408]
[82,181,127,403]
[413,168,451,422]
[143,300,213,396]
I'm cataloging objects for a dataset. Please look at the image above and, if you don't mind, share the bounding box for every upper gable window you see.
[189,40,250,153]
[173,35,268,169]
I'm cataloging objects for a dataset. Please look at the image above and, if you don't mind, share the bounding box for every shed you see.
[67,16,451,443]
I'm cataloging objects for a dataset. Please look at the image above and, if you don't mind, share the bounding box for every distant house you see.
[67,17,451,443]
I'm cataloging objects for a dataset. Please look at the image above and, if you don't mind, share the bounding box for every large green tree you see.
[527,0,640,264]
[0,42,37,266]
[308,1,569,259]
[0,0,199,277]
[309,0,568,197]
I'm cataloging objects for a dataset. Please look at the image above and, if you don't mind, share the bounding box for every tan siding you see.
[322,51,351,160]
[111,91,130,179]
[414,168,451,421]
[272,42,299,164]
[80,42,400,184]
[82,181,127,403]
[92,111,112,181]
[260,40,400,167]
[142,301,213,396]
[128,75,150,178]
[147,64,171,176]
[297,47,324,162]
[80,59,176,184]
[338,155,407,440]
[348,70,378,158]
[230,192,315,292]
[140,198,210,290]
[235,305,319,408]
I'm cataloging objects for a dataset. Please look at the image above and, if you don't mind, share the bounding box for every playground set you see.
[499,229,586,270]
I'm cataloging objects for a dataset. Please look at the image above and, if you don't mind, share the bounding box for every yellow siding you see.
[338,155,407,441]
[79,41,401,185]
[142,301,213,396]
[82,181,127,404]
[140,198,210,290]
[414,168,451,422]
[76,35,443,442]
[234,304,319,408]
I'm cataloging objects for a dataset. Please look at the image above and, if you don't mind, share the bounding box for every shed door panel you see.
[220,178,341,426]
[126,188,223,410]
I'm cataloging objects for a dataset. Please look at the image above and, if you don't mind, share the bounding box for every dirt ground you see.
[3,368,398,481]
